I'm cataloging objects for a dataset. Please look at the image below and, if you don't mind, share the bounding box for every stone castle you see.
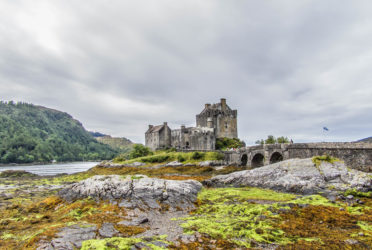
[145,98,238,150]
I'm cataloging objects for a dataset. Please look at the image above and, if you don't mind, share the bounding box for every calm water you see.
[0,162,100,176]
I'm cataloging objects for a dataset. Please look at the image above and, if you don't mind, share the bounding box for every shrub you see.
[191,152,205,160]
[129,144,152,159]
[216,138,245,150]
[212,152,225,161]
[141,155,170,163]
[166,148,177,153]
[177,154,186,162]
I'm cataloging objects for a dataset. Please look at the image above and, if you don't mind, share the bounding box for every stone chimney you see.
[221,98,227,110]
[205,103,211,109]
[163,122,168,126]
[181,125,186,132]
[148,125,153,130]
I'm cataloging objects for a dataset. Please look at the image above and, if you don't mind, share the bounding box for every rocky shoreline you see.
[0,157,371,249]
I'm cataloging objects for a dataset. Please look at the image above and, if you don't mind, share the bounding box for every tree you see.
[0,102,118,163]
[255,135,291,145]
[129,144,152,159]
[255,139,264,145]
[277,136,290,144]
[265,135,276,144]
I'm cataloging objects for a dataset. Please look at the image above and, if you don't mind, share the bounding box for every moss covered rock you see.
[204,158,372,194]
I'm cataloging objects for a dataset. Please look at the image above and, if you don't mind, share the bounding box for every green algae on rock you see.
[178,187,372,248]
[179,187,296,247]
[312,155,342,166]
[81,236,170,250]
[198,187,297,204]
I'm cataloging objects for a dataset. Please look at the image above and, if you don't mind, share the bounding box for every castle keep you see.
[145,98,238,150]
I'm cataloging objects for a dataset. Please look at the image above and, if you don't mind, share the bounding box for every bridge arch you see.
[251,153,264,168]
[241,154,248,166]
[270,152,283,164]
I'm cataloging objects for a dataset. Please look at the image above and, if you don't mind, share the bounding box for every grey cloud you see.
[1,0,372,144]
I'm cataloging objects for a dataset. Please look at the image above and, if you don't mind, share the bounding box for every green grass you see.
[113,151,224,165]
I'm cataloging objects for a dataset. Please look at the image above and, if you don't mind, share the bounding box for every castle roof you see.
[146,122,171,134]
[146,124,164,134]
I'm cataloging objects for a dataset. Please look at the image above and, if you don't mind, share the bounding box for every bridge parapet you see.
[225,142,372,172]
[286,142,372,149]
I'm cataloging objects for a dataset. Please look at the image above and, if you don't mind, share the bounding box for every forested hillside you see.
[0,101,118,163]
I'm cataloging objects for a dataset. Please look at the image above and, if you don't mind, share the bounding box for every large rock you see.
[199,160,223,167]
[58,175,202,210]
[165,161,183,167]
[37,224,97,250]
[203,158,372,194]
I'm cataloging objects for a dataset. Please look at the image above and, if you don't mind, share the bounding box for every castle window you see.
[225,122,228,129]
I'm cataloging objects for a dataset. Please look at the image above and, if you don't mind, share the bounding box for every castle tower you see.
[196,98,238,139]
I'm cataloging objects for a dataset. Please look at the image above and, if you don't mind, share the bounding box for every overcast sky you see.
[1,0,372,144]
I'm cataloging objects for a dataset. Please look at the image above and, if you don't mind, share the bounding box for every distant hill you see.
[0,101,118,164]
[89,131,107,137]
[357,137,372,143]
[96,135,133,153]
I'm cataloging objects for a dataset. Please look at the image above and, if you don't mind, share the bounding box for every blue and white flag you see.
[323,127,329,131]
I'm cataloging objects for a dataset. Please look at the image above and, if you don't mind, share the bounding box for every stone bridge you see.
[224,142,372,172]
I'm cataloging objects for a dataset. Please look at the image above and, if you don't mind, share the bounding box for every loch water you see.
[0,162,99,176]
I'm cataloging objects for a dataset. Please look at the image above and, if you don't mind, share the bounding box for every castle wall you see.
[171,127,215,150]
[145,124,172,150]
[171,129,183,149]
[159,126,171,149]
[216,111,237,138]
[189,132,215,150]
[145,132,160,151]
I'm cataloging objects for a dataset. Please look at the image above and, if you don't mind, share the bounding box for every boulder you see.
[98,223,120,238]
[97,162,124,168]
[127,162,146,167]
[37,224,97,250]
[165,161,183,167]
[58,175,202,210]
[0,170,38,178]
[98,161,146,168]
[199,160,223,167]
[118,216,149,226]
[203,158,372,194]
[183,163,196,167]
